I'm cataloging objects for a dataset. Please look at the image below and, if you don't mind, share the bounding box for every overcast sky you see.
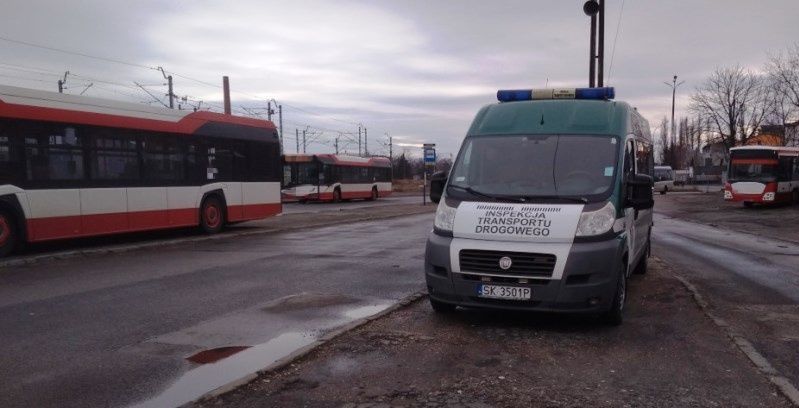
[2,0,798,157]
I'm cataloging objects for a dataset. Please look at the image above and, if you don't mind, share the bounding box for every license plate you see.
[477,284,531,300]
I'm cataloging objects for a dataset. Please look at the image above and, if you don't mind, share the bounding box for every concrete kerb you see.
[193,291,428,404]
[670,267,799,407]
[0,207,434,269]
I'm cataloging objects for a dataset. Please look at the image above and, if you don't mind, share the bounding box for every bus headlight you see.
[576,202,616,237]
[434,199,457,232]
[763,192,775,201]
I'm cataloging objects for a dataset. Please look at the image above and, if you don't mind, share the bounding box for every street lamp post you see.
[664,75,685,144]
[583,0,604,87]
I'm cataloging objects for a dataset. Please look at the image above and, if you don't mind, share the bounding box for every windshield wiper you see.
[518,195,589,204]
[447,185,524,202]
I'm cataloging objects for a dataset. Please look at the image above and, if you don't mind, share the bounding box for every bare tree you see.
[765,45,799,145]
[689,66,774,149]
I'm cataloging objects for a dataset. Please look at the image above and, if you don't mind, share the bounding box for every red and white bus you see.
[724,146,799,207]
[0,85,283,256]
[281,154,392,202]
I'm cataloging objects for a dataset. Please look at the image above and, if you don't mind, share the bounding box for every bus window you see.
[25,124,84,182]
[143,135,184,182]
[90,130,139,181]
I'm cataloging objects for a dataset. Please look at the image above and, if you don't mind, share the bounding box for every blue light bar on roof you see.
[497,87,615,102]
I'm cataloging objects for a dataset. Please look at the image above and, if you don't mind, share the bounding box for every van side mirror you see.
[429,171,449,204]
[626,174,654,210]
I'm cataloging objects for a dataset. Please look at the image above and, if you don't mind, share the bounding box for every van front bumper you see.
[424,232,627,313]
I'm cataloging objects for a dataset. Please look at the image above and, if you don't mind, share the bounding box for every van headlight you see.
[576,202,616,237]
[434,199,457,232]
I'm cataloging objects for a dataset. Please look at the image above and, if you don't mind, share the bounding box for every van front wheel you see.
[603,263,627,326]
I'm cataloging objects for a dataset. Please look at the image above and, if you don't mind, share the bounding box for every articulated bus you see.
[281,154,392,202]
[0,85,282,256]
[724,146,799,207]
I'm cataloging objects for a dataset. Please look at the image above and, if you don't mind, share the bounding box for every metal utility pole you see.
[57,71,69,93]
[335,135,339,154]
[278,105,283,153]
[296,128,300,153]
[387,133,392,163]
[302,129,307,153]
[159,67,175,109]
[267,101,273,121]
[664,75,685,143]
[584,1,598,88]
[358,125,362,156]
[364,127,368,156]
[222,76,231,114]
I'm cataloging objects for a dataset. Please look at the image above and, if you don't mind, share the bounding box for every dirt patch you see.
[195,259,790,408]
[655,192,799,244]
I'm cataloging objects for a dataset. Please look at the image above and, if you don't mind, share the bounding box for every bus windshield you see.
[447,134,619,201]
[729,162,777,182]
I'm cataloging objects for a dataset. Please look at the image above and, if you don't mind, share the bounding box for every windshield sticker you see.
[452,202,584,243]
[604,166,614,176]
[610,138,617,144]
[455,176,466,182]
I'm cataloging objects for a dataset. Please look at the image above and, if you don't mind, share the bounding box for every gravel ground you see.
[195,258,790,408]
[654,192,799,244]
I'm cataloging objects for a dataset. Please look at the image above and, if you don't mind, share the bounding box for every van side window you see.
[624,140,636,179]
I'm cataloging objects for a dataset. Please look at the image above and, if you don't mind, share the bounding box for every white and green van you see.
[425,87,654,325]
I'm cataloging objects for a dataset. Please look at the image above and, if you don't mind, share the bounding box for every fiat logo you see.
[499,256,512,270]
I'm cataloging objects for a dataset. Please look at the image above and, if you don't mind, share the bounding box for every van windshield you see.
[447,134,619,202]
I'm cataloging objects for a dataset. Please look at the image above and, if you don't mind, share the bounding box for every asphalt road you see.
[282,194,423,214]
[0,213,434,408]
[652,212,799,396]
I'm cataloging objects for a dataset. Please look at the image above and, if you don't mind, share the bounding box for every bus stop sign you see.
[424,143,436,166]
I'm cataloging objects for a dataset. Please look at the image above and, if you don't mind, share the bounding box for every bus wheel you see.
[368,187,378,201]
[603,263,627,326]
[660,186,668,195]
[200,196,225,234]
[0,211,18,257]
[333,188,342,203]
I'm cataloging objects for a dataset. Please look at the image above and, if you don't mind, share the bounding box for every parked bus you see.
[0,85,282,256]
[425,87,654,325]
[724,146,799,207]
[281,154,392,202]
[654,165,674,194]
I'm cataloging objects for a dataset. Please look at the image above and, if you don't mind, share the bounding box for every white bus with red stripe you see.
[724,146,799,207]
[0,85,282,256]
[281,154,392,202]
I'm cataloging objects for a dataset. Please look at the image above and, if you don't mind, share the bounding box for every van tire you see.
[200,196,225,234]
[633,242,649,275]
[603,263,627,326]
[430,298,456,314]
[0,210,18,257]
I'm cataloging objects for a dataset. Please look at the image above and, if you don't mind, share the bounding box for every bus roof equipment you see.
[497,87,615,103]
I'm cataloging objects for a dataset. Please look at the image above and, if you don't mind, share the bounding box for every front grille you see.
[459,249,556,278]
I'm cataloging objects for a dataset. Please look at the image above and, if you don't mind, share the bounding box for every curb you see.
[0,208,435,269]
[194,291,428,404]
[672,271,799,407]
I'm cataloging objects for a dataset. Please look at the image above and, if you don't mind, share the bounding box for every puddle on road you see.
[131,302,393,408]
[131,332,316,408]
